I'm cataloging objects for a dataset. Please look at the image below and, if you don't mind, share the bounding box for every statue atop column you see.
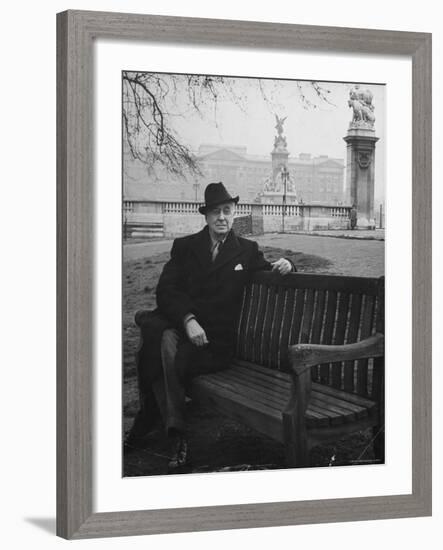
[259,114,297,200]
[275,114,287,136]
[348,85,376,129]
[344,85,379,229]
[273,114,288,151]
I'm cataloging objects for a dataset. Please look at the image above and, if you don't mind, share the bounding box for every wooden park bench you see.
[136,271,385,468]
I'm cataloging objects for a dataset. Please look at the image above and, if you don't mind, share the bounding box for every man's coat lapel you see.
[209,230,243,273]
[188,226,243,274]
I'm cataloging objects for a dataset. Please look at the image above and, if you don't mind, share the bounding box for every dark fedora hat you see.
[198,182,239,215]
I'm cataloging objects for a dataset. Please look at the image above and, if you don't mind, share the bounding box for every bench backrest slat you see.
[343,293,363,392]
[269,286,287,369]
[329,291,350,387]
[277,287,296,370]
[235,272,384,398]
[320,289,338,385]
[355,294,377,395]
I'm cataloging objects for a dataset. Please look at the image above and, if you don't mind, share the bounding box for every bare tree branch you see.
[122,72,334,178]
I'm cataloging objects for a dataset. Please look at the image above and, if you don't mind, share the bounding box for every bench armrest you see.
[285,333,384,429]
[134,309,156,327]
[289,332,385,377]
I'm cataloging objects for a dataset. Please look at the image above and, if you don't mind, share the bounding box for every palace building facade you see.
[123,143,347,205]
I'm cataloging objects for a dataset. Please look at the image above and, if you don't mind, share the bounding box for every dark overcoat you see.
[137,225,279,386]
[155,225,276,359]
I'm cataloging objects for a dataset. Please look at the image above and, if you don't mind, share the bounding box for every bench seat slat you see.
[208,371,289,409]
[190,378,285,441]
[232,365,291,392]
[230,363,377,412]
[211,371,290,406]
[309,389,368,417]
[210,371,345,426]
[307,403,343,425]
[196,376,282,418]
[207,372,328,428]
[313,382,377,410]
[192,363,376,429]
[233,359,291,381]
[192,372,327,429]
[234,361,376,411]
[309,395,359,422]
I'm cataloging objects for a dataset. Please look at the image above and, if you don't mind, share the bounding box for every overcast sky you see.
[154,75,385,202]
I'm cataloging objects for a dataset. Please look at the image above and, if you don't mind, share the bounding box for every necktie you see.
[212,241,221,262]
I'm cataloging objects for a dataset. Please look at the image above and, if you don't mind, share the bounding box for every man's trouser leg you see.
[158,328,187,435]
[130,327,198,439]
[155,329,232,436]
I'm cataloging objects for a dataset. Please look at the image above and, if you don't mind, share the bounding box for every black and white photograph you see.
[122,71,386,477]
[2,0,439,544]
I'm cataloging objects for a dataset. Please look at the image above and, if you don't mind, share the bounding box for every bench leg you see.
[283,410,309,468]
[372,425,385,462]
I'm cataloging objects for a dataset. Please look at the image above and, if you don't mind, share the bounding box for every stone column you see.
[343,128,378,228]
[343,85,379,229]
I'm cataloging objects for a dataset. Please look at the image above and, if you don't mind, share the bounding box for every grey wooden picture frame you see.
[56,9,432,539]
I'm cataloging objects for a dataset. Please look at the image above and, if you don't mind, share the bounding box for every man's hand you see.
[184,318,209,347]
[271,258,293,275]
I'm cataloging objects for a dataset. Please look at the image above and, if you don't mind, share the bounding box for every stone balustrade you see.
[164,201,201,214]
[123,200,352,237]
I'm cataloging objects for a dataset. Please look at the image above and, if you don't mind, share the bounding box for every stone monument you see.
[343,85,379,229]
[261,115,297,203]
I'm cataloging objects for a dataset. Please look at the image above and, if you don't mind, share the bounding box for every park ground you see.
[123,232,384,477]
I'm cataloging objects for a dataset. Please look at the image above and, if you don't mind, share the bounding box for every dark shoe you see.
[124,422,162,452]
[168,434,189,473]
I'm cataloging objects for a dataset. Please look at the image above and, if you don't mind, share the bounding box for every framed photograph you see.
[57,10,431,539]
[121,73,387,479]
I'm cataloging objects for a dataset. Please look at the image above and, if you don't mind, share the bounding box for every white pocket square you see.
[234,263,243,271]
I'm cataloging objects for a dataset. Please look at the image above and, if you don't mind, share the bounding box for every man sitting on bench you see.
[125,182,295,472]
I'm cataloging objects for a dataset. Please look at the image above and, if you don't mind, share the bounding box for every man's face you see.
[205,201,236,238]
